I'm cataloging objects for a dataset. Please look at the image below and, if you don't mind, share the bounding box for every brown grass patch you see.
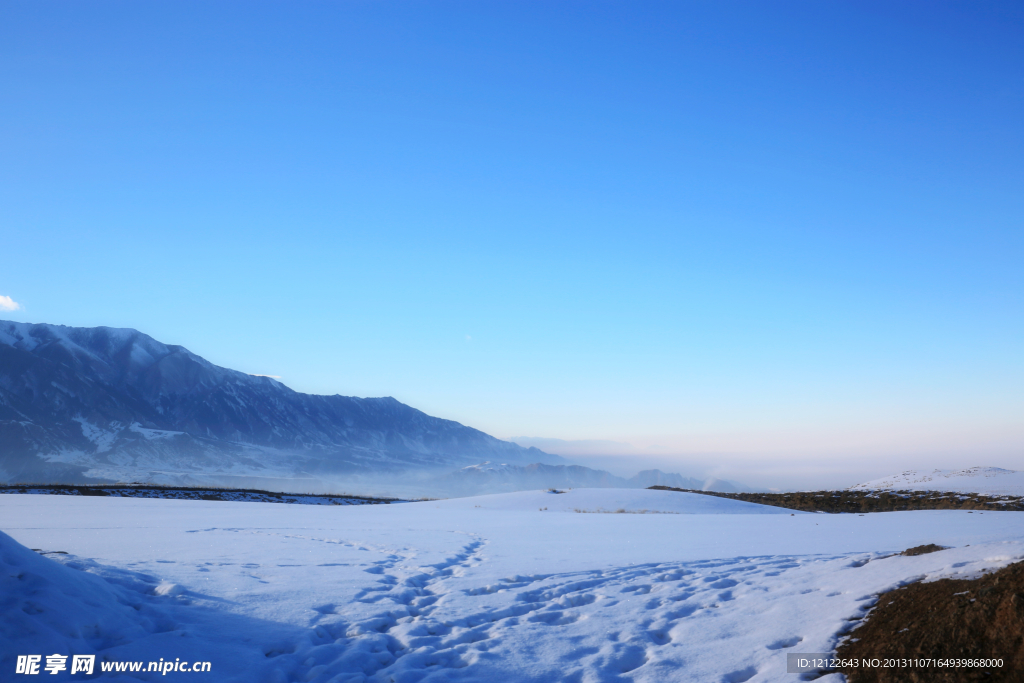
[647,486,1024,513]
[836,560,1024,682]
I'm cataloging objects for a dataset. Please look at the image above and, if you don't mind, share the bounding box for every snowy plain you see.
[4,489,1024,682]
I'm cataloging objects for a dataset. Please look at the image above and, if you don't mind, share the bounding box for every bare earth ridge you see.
[647,486,1024,513]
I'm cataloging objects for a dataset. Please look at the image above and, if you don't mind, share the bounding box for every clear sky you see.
[2,1,1022,485]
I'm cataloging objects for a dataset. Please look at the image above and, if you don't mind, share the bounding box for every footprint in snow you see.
[722,665,758,682]
[766,636,803,650]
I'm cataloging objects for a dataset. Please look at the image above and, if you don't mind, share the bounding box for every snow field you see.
[2,490,1024,682]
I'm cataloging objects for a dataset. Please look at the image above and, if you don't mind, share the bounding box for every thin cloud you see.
[251,374,282,379]
[0,295,21,312]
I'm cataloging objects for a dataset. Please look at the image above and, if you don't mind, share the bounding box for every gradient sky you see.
[2,1,1022,484]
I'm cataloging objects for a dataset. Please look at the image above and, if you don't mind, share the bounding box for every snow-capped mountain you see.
[0,321,561,484]
[849,467,1024,496]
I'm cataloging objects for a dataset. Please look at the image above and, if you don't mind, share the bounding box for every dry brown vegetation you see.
[647,486,1024,513]
[836,558,1024,682]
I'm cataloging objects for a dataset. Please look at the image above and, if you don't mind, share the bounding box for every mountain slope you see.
[0,321,560,483]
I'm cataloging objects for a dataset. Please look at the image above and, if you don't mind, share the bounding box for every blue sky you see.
[2,1,1021,483]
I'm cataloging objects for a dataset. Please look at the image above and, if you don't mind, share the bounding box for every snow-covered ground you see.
[851,467,1024,496]
[3,489,1024,682]
[430,488,791,514]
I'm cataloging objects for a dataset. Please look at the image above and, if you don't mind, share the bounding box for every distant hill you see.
[0,321,561,484]
[849,467,1024,496]
[439,462,752,496]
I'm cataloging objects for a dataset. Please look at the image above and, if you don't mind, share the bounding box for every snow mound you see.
[851,467,1024,496]
[0,529,151,668]
[0,528,293,680]
[424,487,799,514]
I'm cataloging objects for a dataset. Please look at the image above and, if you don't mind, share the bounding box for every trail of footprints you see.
[278,542,868,683]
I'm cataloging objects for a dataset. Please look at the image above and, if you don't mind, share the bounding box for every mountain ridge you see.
[0,320,562,484]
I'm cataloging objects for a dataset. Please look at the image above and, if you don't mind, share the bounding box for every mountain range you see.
[0,320,749,495]
[0,321,562,485]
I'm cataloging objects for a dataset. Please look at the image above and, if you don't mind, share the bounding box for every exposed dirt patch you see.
[901,544,946,556]
[647,486,1024,513]
[835,560,1024,682]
